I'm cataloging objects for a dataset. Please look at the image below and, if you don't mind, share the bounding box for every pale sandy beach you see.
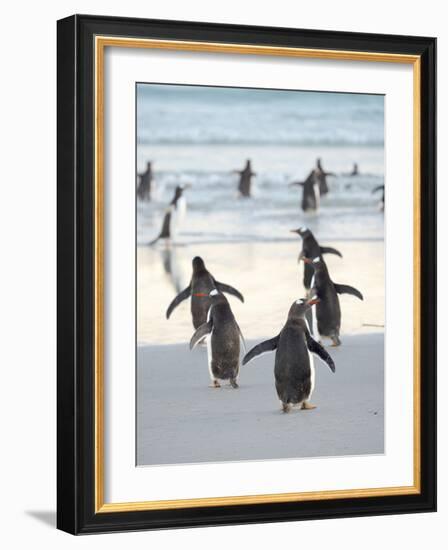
[137,240,384,345]
[137,333,384,466]
[137,239,384,466]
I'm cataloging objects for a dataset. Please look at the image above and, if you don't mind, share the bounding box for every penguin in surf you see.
[290,227,343,290]
[190,290,245,388]
[243,297,335,412]
[166,256,244,329]
[290,170,320,213]
[234,159,256,198]
[137,161,153,201]
[149,184,190,245]
[315,157,334,195]
[372,184,385,211]
[302,256,363,346]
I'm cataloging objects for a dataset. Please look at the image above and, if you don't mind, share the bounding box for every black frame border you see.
[57,14,436,534]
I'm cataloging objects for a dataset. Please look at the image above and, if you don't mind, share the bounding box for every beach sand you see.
[136,239,384,466]
[138,240,384,344]
[137,333,384,466]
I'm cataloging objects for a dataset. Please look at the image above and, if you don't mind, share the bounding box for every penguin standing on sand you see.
[290,170,320,212]
[137,161,153,201]
[372,184,385,211]
[190,290,245,388]
[243,297,335,412]
[234,159,256,198]
[149,184,190,245]
[291,227,343,290]
[166,256,244,329]
[302,256,363,346]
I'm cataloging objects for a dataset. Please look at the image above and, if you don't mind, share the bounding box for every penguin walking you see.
[190,290,245,388]
[137,161,153,201]
[166,256,244,329]
[234,159,256,198]
[372,184,385,211]
[243,297,335,412]
[149,184,190,245]
[302,256,363,346]
[290,170,320,212]
[290,227,343,290]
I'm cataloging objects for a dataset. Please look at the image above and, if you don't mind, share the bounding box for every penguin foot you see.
[330,336,341,347]
[301,402,317,410]
[209,380,221,388]
[282,403,291,413]
[229,379,239,389]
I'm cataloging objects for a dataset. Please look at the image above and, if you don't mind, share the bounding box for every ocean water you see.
[136,84,384,245]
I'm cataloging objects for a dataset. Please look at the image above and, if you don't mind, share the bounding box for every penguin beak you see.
[290,229,300,234]
[302,257,312,264]
[183,183,192,189]
[307,298,320,306]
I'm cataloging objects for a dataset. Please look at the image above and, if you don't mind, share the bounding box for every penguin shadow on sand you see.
[159,244,187,295]
[243,297,335,413]
[165,258,246,389]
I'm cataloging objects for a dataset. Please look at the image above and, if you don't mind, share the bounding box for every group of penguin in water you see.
[137,157,378,412]
[138,157,385,246]
[161,227,363,413]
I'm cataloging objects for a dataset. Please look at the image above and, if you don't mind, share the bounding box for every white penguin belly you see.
[307,349,315,400]
[206,332,214,381]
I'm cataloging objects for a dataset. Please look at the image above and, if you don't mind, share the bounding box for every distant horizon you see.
[137,83,384,147]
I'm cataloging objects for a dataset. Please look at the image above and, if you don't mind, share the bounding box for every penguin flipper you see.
[320,246,343,258]
[305,331,336,372]
[334,283,364,301]
[190,320,213,350]
[242,336,279,366]
[215,281,244,303]
[166,285,191,319]
[236,322,246,353]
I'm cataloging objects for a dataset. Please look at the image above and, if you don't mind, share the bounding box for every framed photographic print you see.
[57,14,436,534]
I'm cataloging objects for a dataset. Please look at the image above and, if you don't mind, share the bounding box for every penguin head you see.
[288,297,320,318]
[146,161,152,170]
[192,256,206,273]
[290,226,310,238]
[208,289,228,306]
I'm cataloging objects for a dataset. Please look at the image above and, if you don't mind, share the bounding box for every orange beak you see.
[302,257,312,264]
[307,298,320,306]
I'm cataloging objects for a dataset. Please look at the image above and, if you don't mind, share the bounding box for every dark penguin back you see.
[313,265,341,337]
[190,270,215,329]
[210,302,240,380]
[301,172,318,212]
[274,320,312,405]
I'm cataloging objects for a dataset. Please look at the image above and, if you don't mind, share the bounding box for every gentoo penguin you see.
[243,297,335,412]
[234,159,256,198]
[315,157,334,195]
[190,289,244,388]
[302,256,363,346]
[350,163,359,177]
[137,161,153,201]
[166,256,244,329]
[372,184,385,211]
[290,227,343,290]
[290,170,320,212]
[149,184,190,245]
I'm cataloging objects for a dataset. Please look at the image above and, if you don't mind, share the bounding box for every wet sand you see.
[137,240,384,345]
[137,333,384,466]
